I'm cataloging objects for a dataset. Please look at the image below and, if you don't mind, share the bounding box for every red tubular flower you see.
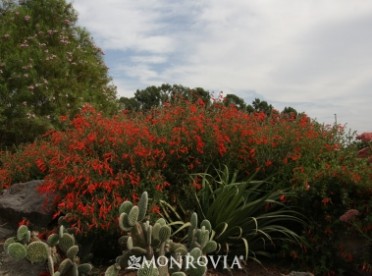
[18,218,30,226]
[322,197,331,206]
[356,132,372,143]
[339,209,360,222]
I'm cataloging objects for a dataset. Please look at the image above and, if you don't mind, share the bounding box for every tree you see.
[282,106,298,115]
[246,98,273,115]
[224,94,246,110]
[119,84,211,111]
[0,0,118,148]
[281,106,298,119]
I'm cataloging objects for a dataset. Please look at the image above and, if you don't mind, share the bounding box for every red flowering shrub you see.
[0,99,371,273]
[357,132,372,164]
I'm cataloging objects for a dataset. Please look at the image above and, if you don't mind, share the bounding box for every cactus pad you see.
[17,225,30,242]
[137,191,148,221]
[119,200,133,214]
[189,247,202,259]
[188,265,207,276]
[190,213,198,228]
[159,225,172,242]
[26,241,50,263]
[127,205,140,226]
[203,240,218,254]
[47,233,60,247]
[59,233,75,253]
[137,262,160,276]
[126,236,134,250]
[104,264,120,276]
[3,237,16,252]
[47,255,55,275]
[171,272,187,276]
[78,263,93,274]
[200,220,212,233]
[156,218,167,226]
[58,258,73,274]
[119,213,132,231]
[66,245,79,260]
[7,242,27,261]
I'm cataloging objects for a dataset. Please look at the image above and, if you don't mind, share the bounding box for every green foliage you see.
[191,166,305,261]
[119,83,211,111]
[0,0,117,148]
[223,94,246,110]
[246,98,273,115]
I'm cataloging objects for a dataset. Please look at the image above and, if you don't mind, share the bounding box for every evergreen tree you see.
[0,0,118,148]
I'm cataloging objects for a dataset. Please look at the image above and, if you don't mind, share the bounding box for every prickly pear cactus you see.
[104,263,121,276]
[137,262,159,276]
[4,224,93,276]
[171,272,187,276]
[186,247,207,276]
[59,233,75,254]
[107,191,218,276]
[4,225,50,264]
[17,225,31,243]
[187,213,217,255]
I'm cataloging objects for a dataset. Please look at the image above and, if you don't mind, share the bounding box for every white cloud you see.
[69,0,372,133]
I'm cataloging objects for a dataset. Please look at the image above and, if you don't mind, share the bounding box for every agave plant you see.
[191,165,306,262]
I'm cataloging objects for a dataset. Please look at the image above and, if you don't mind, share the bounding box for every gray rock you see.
[0,180,55,229]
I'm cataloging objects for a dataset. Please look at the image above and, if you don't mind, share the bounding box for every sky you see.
[69,0,372,134]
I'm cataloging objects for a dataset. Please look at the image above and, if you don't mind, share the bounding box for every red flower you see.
[356,132,372,143]
[151,205,161,214]
[279,194,286,202]
[265,160,273,167]
[18,217,30,226]
[322,197,331,206]
[59,115,67,122]
[339,209,360,222]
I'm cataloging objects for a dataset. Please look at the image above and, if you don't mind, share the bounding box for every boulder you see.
[0,180,55,229]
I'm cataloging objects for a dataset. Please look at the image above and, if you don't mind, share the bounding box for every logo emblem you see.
[127,255,142,269]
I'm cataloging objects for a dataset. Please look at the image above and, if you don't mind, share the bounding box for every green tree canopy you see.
[119,83,211,111]
[224,94,246,110]
[0,0,118,148]
[246,98,274,114]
